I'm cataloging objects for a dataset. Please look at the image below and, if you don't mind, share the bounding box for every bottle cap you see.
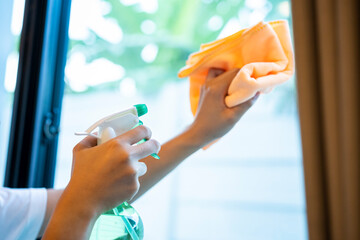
[134,104,148,117]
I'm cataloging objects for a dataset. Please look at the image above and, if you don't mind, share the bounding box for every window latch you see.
[43,111,60,140]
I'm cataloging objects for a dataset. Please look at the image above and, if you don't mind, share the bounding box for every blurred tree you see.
[66,0,292,97]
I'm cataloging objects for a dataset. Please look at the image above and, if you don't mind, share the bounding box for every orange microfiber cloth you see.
[178,20,294,116]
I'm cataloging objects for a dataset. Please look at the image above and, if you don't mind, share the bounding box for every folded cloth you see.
[178,20,294,115]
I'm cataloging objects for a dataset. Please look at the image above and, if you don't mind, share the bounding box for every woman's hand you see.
[67,125,161,215]
[132,68,259,202]
[188,68,259,147]
[43,125,160,240]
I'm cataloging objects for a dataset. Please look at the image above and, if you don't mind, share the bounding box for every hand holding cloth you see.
[178,20,294,115]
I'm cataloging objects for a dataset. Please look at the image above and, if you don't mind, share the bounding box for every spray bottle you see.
[75,104,159,240]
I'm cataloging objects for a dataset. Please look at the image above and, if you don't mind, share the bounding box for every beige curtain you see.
[291,0,360,239]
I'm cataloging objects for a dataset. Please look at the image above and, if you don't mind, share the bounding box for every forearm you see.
[42,186,99,240]
[132,127,206,202]
[38,189,64,237]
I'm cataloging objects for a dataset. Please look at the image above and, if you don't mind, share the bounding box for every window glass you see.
[55,0,307,239]
[0,0,25,186]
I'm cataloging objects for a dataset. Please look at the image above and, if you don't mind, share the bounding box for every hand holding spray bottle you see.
[75,104,158,240]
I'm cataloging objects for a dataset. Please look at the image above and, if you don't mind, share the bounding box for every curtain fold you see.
[291,0,360,239]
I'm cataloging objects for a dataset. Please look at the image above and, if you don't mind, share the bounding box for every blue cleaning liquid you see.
[89,202,144,240]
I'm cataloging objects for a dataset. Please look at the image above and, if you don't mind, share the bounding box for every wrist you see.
[61,183,102,221]
[42,184,100,239]
[181,124,213,149]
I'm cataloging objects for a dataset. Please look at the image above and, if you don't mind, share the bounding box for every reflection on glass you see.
[0,0,25,186]
[55,0,307,239]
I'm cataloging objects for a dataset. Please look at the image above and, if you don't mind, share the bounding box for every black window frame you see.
[4,0,71,188]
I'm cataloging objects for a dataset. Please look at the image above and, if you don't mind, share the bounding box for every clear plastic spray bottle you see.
[75,104,159,240]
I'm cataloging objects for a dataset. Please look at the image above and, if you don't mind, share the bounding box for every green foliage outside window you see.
[66,0,292,96]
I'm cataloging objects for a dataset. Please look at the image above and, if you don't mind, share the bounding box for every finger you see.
[127,182,140,202]
[133,161,147,177]
[117,125,152,145]
[131,139,161,160]
[212,68,240,92]
[206,68,225,82]
[232,92,260,114]
[73,135,98,152]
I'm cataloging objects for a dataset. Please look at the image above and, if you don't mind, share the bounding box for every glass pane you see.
[55,0,307,239]
[0,0,25,186]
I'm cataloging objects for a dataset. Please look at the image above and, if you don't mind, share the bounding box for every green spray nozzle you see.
[133,104,160,160]
[134,104,148,117]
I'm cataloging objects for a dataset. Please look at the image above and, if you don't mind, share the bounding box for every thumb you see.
[231,92,260,115]
[73,135,98,152]
[213,68,240,93]
[206,68,225,82]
